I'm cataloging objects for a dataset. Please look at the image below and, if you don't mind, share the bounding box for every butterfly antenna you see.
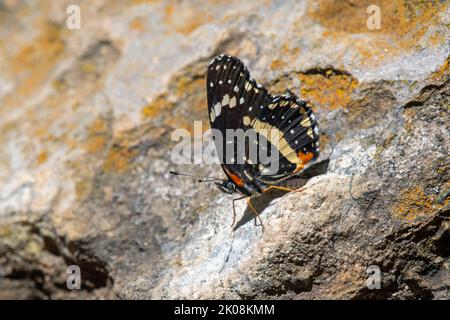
[169,171,225,183]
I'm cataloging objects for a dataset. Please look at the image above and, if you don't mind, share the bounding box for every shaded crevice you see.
[300,67,354,78]
[0,220,113,299]
[403,78,450,109]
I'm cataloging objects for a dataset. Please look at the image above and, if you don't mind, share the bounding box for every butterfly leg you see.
[262,185,295,193]
[246,197,264,231]
[294,187,306,193]
[263,185,307,194]
[232,196,246,227]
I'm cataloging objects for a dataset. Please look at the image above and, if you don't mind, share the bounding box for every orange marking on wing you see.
[229,172,245,187]
[298,151,314,164]
[294,163,304,173]
[223,166,245,187]
[294,151,314,173]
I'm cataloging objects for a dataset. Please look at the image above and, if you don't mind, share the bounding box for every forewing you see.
[206,55,272,181]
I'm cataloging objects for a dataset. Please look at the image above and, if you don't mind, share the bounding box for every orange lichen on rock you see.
[141,95,168,119]
[88,117,110,135]
[129,17,146,31]
[174,76,205,101]
[308,0,448,62]
[82,117,110,154]
[103,147,138,172]
[83,136,108,154]
[142,71,207,132]
[431,58,450,81]
[270,59,286,70]
[309,0,445,39]
[8,22,65,99]
[391,186,444,222]
[164,3,212,34]
[36,150,49,165]
[298,71,358,110]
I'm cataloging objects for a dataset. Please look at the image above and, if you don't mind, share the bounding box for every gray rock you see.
[0,0,449,299]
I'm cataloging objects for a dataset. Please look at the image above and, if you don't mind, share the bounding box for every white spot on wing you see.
[229,96,237,108]
[221,94,230,106]
[214,102,221,117]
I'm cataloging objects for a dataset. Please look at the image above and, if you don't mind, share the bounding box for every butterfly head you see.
[215,180,236,194]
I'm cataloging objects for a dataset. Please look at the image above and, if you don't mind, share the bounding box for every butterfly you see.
[172,54,319,227]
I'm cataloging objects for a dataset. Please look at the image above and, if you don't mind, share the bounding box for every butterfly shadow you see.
[232,159,330,231]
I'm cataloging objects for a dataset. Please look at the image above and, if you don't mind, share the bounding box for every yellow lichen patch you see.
[88,117,110,135]
[74,177,92,200]
[391,186,444,222]
[83,135,108,154]
[36,150,49,165]
[142,71,207,131]
[281,42,301,58]
[164,3,212,34]
[129,17,146,31]
[131,0,161,4]
[0,224,44,258]
[308,0,447,59]
[8,22,65,99]
[103,147,138,172]
[174,75,207,115]
[163,117,198,133]
[309,0,444,38]
[82,117,112,160]
[270,59,286,70]
[174,76,205,100]
[298,71,358,110]
[431,58,450,81]
[328,264,366,298]
[141,95,168,119]
[81,62,97,74]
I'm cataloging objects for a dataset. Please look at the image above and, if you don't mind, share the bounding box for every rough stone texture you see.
[0,0,449,299]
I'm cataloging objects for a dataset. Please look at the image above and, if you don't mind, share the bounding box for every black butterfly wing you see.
[207,55,273,184]
[206,54,319,187]
[252,96,320,184]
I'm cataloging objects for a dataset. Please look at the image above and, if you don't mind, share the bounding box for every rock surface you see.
[0,0,449,299]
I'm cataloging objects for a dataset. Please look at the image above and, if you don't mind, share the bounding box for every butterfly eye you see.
[216,181,234,194]
[226,181,236,192]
